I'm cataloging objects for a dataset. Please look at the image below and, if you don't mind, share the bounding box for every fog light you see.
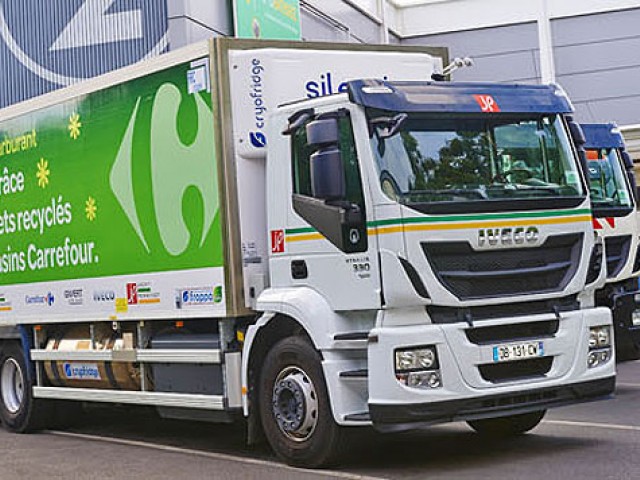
[587,351,600,368]
[633,310,640,327]
[426,371,442,388]
[396,370,443,389]
[588,347,612,368]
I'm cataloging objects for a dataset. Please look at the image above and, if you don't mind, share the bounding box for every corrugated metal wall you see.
[0,0,168,108]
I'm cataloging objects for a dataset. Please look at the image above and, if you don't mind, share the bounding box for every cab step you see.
[333,331,370,350]
[339,369,368,379]
[344,412,371,422]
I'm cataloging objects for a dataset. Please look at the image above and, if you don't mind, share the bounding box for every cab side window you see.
[291,114,365,208]
[290,112,367,253]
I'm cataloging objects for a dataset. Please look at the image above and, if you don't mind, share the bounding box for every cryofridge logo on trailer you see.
[0,294,11,312]
[175,286,223,309]
[127,282,160,305]
[63,363,101,381]
[25,292,54,306]
[248,58,267,147]
[93,290,116,303]
[64,289,83,306]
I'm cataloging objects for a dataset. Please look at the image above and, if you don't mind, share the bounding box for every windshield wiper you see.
[402,188,488,201]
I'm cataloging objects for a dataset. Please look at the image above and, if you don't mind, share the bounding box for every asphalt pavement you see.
[0,361,638,479]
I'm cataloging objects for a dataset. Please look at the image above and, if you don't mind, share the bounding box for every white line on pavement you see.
[616,382,640,389]
[46,430,386,480]
[545,420,640,432]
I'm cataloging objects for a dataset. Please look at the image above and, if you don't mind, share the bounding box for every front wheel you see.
[0,343,47,433]
[467,410,546,437]
[258,336,345,468]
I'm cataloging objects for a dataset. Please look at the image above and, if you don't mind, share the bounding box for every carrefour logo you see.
[111,78,219,256]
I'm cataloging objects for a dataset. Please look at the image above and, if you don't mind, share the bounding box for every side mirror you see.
[306,118,346,200]
[311,147,345,200]
[567,120,586,146]
[307,118,339,147]
[621,150,634,169]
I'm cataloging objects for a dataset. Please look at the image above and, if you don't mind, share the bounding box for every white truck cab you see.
[582,123,640,360]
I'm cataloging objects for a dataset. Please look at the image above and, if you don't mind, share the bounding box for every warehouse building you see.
[2,0,640,147]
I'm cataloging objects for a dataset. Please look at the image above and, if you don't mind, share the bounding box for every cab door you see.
[274,107,381,311]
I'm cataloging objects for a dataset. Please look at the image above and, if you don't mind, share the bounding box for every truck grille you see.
[465,320,559,345]
[479,357,553,383]
[421,233,583,300]
[604,235,631,278]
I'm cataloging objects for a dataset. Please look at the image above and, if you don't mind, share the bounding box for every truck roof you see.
[581,123,625,149]
[347,79,573,115]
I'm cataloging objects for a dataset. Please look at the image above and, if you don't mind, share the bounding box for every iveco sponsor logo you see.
[93,290,116,302]
[478,226,540,247]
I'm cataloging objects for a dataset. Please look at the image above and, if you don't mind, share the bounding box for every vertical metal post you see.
[377,0,390,44]
[33,327,42,387]
[537,0,556,84]
[137,322,147,392]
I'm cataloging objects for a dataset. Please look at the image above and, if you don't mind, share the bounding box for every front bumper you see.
[366,306,615,432]
[598,284,640,360]
[370,376,614,432]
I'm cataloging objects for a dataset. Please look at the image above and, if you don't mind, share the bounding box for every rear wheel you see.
[467,410,546,437]
[0,343,47,433]
[258,336,345,468]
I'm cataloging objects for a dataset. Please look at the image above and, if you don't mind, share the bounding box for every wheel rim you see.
[271,366,319,442]
[1,358,24,414]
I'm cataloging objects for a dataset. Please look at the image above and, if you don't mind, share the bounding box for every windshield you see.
[370,113,585,213]
[585,148,633,209]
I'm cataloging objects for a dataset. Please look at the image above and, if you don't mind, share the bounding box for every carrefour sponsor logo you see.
[64,288,83,306]
[63,363,101,381]
[25,292,54,306]
[175,286,223,309]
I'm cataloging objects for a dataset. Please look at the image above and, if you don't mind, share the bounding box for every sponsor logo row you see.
[0,282,224,312]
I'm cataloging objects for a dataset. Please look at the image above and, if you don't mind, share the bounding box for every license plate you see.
[492,341,544,363]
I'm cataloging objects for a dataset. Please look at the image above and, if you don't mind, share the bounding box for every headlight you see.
[395,346,438,372]
[589,326,611,348]
[587,326,613,368]
[394,346,442,389]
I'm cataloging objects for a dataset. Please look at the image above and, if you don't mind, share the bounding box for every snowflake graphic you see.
[36,158,50,188]
[68,112,82,140]
[85,196,97,221]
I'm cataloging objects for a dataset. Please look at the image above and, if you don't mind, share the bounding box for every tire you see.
[258,336,346,468]
[0,343,48,433]
[467,410,546,437]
